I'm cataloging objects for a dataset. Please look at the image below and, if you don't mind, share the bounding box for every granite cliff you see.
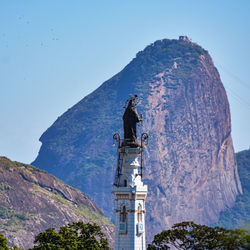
[0,156,114,249]
[32,37,242,241]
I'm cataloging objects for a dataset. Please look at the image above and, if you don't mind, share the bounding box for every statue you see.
[122,95,142,147]
[113,94,148,185]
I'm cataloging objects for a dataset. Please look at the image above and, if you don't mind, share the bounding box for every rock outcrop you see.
[0,157,114,249]
[32,38,242,242]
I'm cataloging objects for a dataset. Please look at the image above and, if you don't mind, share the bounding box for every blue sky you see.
[0,0,250,163]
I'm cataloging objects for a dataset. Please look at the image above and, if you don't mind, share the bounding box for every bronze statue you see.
[113,95,149,185]
[122,95,142,147]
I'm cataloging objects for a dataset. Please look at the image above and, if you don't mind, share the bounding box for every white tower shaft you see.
[113,147,148,250]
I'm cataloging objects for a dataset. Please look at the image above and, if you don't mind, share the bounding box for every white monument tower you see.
[112,95,148,250]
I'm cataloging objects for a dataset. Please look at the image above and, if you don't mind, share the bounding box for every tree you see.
[148,221,250,250]
[31,222,110,250]
[0,233,9,250]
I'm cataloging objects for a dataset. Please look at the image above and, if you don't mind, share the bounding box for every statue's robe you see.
[123,105,140,142]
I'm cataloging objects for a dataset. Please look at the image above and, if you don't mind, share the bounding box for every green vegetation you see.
[0,205,35,232]
[52,191,111,225]
[0,233,8,250]
[148,221,250,249]
[0,156,47,175]
[31,222,110,250]
[124,39,208,99]
[52,192,72,206]
[0,183,13,191]
[0,233,22,250]
[133,39,206,78]
[74,205,111,225]
[50,187,111,225]
[30,183,111,226]
[216,149,250,229]
[0,156,75,193]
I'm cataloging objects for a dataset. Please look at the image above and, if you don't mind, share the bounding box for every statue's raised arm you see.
[122,95,142,147]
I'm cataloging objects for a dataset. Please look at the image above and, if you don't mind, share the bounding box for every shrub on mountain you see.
[0,233,9,250]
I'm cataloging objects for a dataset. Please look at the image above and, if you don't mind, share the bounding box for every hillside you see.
[215,149,250,229]
[0,156,114,249]
[32,37,242,241]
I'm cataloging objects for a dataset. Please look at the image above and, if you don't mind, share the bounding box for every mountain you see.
[32,37,242,241]
[0,156,114,249]
[215,149,250,229]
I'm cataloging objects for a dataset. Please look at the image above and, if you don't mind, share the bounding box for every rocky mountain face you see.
[0,157,114,249]
[32,38,242,242]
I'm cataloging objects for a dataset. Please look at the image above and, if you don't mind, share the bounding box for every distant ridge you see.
[215,149,250,229]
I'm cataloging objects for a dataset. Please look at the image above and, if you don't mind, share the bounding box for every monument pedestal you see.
[113,147,147,250]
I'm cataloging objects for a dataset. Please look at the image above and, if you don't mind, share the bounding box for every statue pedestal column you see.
[113,147,148,250]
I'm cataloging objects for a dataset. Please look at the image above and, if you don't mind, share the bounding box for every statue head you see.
[128,98,135,108]
[124,95,138,109]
